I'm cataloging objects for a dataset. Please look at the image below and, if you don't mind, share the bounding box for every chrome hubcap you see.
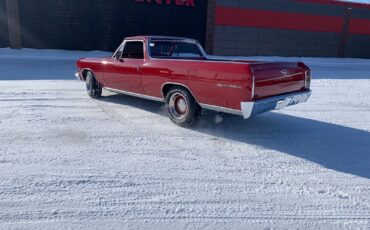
[169,93,188,119]
[176,98,187,114]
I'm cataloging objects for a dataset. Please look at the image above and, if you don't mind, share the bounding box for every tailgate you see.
[251,62,308,99]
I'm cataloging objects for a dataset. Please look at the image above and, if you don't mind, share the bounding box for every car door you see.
[104,41,144,93]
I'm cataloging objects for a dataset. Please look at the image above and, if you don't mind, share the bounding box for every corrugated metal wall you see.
[17,0,208,51]
[213,0,370,58]
[0,0,9,47]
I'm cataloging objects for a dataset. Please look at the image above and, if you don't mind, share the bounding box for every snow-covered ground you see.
[1,49,370,229]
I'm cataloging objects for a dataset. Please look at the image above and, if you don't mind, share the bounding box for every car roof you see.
[125,35,196,42]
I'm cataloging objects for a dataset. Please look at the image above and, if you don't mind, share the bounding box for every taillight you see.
[305,70,311,89]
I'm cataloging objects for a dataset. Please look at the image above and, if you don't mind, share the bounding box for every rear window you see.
[149,41,203,59]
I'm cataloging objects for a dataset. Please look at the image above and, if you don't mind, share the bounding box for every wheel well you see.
[81,69,92,81]
[161,83,199,103]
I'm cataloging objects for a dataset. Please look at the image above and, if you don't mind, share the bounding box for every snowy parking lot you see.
[1,49,370,229]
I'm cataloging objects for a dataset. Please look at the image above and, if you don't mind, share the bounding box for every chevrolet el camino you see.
[76,36,312,127]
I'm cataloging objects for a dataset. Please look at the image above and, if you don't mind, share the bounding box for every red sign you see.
[134,0,195,7]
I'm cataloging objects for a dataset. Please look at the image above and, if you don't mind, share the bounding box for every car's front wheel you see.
[85,71,102,98]
[166,87,202,127]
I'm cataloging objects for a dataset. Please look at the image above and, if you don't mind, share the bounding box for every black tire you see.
[85,71,102,98]
[165,87,202,127]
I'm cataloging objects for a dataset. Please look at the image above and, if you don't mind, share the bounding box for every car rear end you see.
[241,61,312,118]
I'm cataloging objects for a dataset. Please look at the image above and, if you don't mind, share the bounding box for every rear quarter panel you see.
[141,59,253,111]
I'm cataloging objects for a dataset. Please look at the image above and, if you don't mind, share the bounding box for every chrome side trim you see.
[199,103,243,116]
[104,87,165,102]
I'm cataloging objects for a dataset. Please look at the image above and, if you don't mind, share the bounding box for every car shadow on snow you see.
[197,112,370,179]
[98,93,370,179]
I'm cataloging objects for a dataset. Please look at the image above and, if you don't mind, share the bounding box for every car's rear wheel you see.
[166,87,202,127]
[85,71,102,98]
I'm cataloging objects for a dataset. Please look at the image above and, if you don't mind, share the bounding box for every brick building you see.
[1,0,370,58]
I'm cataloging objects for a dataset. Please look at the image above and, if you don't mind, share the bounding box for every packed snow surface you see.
[0,48,370,229]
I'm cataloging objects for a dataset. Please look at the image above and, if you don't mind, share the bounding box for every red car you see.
[76,36,311,127]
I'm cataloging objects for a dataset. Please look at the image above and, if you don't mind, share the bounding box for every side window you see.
[121,41,144,59]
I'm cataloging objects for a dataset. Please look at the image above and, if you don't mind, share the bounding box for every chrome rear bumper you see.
[241,90,312,119]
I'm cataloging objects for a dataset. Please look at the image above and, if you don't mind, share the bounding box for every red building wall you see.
[212,0,370,58]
